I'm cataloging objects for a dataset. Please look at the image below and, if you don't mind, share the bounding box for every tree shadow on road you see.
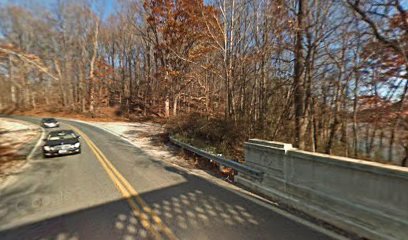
[0,165,332,240]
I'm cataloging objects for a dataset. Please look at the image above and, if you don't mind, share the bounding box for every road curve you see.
[0,116,336,240]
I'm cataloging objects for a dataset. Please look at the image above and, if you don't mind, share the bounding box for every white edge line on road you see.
[27,126,45,160]
[64,118,348,240]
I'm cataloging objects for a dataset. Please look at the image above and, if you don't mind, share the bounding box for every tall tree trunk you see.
[388,79,408,162]
[89,19,99,114]
[352,69,360,158]
[293,0,306,148]
[8,56,17,107]
[54,60,67,107]
[165,95,170,118]
[173,94,179,116]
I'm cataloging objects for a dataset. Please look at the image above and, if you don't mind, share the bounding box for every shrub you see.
[166,112,246,159]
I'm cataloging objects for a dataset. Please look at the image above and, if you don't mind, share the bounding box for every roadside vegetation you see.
[0,0,407,166]
[166,113,247,160]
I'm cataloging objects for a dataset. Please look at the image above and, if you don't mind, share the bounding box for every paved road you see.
[0,116,336,240]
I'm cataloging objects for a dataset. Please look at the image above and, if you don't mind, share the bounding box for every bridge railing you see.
[169,136,264,181]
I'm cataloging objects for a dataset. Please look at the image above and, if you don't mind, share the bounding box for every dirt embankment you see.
[0,118,41,179]
[12,107,127,122]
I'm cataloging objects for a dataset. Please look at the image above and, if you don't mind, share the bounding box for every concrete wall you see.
[236,139,408,240]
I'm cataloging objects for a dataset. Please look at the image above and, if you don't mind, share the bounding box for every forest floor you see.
[12,107,128,122]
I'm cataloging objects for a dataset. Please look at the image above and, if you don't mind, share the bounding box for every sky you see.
[0,0,118,19]
[1,0,407,15]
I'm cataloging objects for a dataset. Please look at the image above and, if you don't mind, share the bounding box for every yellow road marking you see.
[68,124,177,240]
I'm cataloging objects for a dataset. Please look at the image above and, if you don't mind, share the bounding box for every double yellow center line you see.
[68,124,177,240]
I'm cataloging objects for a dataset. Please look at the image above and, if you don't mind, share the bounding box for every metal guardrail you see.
[169,136,264,180]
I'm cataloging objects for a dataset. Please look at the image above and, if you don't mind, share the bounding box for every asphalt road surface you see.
[0,116,338,240]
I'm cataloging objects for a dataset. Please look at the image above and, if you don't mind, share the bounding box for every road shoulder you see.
[0,117,43,187]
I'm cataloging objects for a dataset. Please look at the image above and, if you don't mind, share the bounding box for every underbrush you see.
[165,112,247,161]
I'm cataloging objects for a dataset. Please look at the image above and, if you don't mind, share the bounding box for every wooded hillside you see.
[0,0,407,166]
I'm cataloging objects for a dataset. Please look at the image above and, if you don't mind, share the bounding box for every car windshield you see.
[48,134,76,141]
[44,118,56,122]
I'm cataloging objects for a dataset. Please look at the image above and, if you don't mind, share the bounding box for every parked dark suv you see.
[43,130,81,157]
[41,118,60,128]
